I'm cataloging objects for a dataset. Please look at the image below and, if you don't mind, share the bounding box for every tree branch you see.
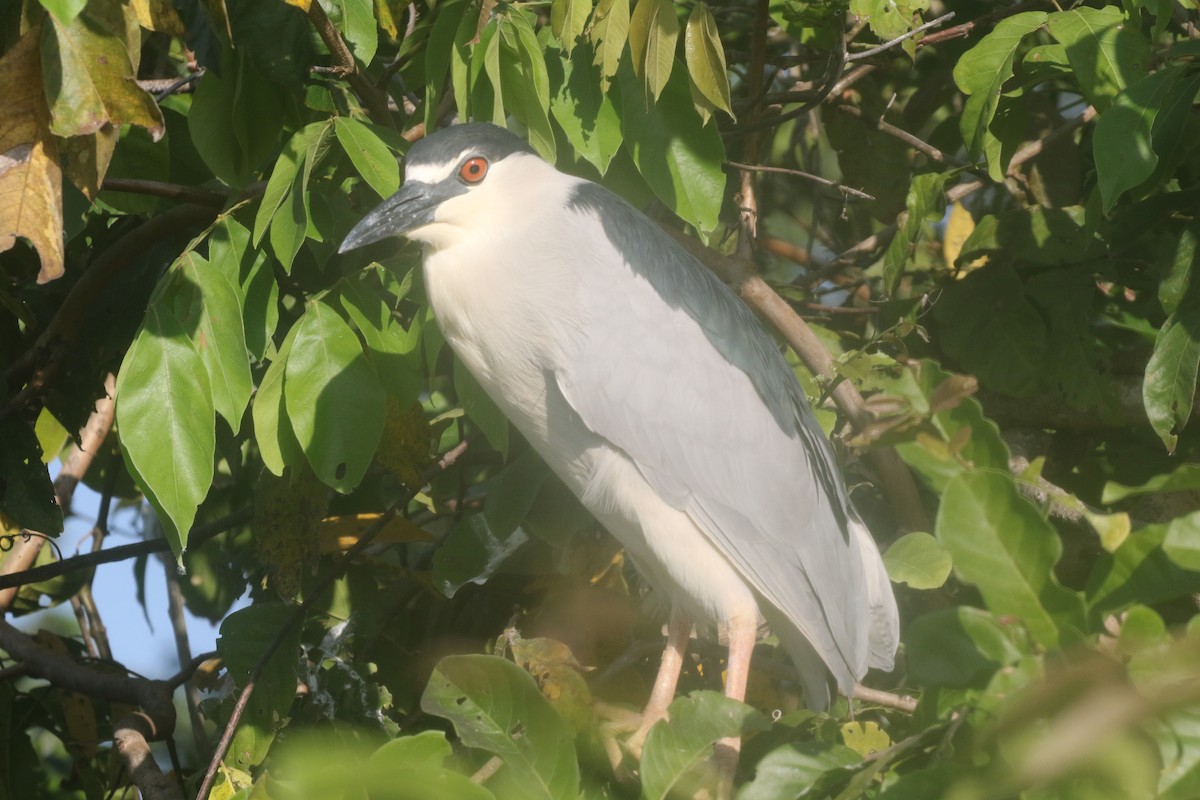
[101,179,227,207]
[0,619,183,800]
[306,2,395,129]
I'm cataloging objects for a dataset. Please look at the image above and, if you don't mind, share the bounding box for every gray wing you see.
[555,188,898,702]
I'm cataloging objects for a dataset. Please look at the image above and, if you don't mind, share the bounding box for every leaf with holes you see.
[284,301,386,493]
[421,655,579,800]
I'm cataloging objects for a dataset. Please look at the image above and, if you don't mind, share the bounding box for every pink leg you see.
[627,605,693,756]
[714,609,758,799]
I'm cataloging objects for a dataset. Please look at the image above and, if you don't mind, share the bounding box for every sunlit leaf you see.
[883,532,952,589]
[115,305,215,553]
[421,655,580,800]
[628,0,678,101]
[937,470,1085,648]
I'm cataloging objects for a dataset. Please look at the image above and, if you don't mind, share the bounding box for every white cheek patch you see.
[404,149,473,184]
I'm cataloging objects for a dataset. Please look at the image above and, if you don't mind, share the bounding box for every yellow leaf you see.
[129,0,187,35]
[317,512,435,552]
[0,28,65,284]
[61,126,118,200]
[841,720,891,757]
[943,201,987,275]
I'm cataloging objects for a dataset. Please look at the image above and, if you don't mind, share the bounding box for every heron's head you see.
[339,123,544,254]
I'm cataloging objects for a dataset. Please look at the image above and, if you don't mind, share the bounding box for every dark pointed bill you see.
[339,179,465,253]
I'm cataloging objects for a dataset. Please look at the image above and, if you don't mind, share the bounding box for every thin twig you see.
[831,104,967,166]
[193,441,471,800]
[162,551,210,759]
[727,161,875,201]
[0,510,252,592]
[853,683,919,713]
[847,12,955,61]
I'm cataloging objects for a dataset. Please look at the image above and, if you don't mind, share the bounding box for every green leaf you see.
[1047,6,1149,112]
[454,358,509,457]
[335,273,423,405]
[217,603,301,712]
[616,63,726,232]
[40,4,164,139]
[849,0,931,45]
[589,0,629,92]
[1087,518,1200,616]
[116,305,215,553]
[952,12,1048,161]
[683,4,732,122]
[739,740,861,800]
[955,205,1103,267]
[498,14,556,161]
[641,691,768,800]
[253,121,332,251]
[261,121,333,272]
[1025,267,1111,410]
[1103,463,1200,503]
[0,417,63,535]
[484,450,550,537]
[325,0,377,65]
[431,514,530,598]
[482,21,506,125]
[883,532,952,589]
[252,323,303,477]
[335,117,400,198]
[425,0,469,132]
[549,44,623,174]
[936,470,1085,648]
[1150,705,1200,800]
[218,603,302,770]
[551,0,590,46]
[37,0,86,25]
[932,265,1049,397]
[284,301,387,493]
[1143,263,1200,452]
[883,171,948,295]
[172,252,252,430]
[905,606,1024,688]
[1093,67,1186,213]
[421,655,580,800]
[367,731,452,769]
[189,48,283,188]
[1163,510,1200,572]
[628,0,678,101]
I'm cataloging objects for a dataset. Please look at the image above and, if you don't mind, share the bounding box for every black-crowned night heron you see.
[341,122,898,781]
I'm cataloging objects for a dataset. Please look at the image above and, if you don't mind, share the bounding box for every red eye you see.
[459,156,488,183]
